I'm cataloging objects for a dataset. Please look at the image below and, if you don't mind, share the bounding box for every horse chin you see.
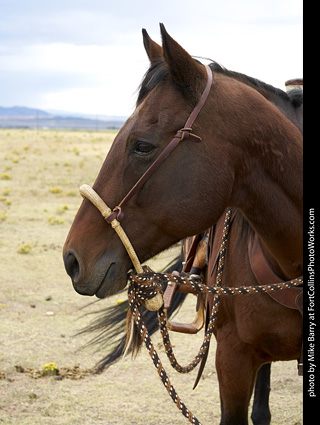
[72,256,129,299]
[94,263,128,298]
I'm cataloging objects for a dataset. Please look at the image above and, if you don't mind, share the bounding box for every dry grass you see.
[0,129,302,424]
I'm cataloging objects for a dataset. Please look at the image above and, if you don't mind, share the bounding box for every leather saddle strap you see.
[106,65,213,223]
[249,234,302,309]
[249,233,303,375]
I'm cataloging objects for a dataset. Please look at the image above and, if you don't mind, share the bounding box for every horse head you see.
[63,24,302,299]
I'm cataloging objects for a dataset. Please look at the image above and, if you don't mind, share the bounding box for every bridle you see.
[79,63,212,311]
[80,63,212,309]
[78,64,303,424]
[105,64,213,224]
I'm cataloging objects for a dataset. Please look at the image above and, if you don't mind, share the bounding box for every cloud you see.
[1,0,302,46]
[0,42,147,115]
[0,0,303,115]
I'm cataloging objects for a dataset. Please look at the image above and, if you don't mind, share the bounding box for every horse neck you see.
[262,90,303,135]
[230,71,303,135]
[211,64,303,134]
[226,103,303,279]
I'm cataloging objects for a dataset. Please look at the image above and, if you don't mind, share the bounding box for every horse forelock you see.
[137,61,168,105]
[136,58,206,108]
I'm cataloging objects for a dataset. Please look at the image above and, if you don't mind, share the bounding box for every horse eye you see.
[134,141,154,156]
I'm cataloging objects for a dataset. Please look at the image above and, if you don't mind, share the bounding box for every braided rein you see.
[126,209,302,424]
[129,268,302,372]
[78,183,302,423]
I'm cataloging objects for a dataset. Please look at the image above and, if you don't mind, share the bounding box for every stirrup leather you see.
[163,280,205,334]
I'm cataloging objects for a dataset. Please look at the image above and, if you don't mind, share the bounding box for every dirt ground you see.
[0,129,302,424]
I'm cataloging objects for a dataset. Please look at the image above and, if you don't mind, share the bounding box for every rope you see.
[78,184,303,424]
[127,277,202,425]
[131,269,303,299]
[129,209,233,375]
[129,266,302,375]
[127,209,302,423]
[126,268,302,425]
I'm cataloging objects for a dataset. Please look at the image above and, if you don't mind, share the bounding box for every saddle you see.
[249,234,303,311]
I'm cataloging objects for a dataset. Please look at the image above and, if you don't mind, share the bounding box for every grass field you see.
[0,129,302,424]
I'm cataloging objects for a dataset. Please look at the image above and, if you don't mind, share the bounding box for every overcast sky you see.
[1,0,303,117]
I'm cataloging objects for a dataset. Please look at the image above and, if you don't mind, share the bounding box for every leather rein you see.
[105,64,213,224]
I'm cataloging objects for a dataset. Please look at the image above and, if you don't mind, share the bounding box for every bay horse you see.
[63,25,303,425]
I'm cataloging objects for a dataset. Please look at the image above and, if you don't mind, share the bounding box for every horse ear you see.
[142,29,163,65]
[160,23,204,96]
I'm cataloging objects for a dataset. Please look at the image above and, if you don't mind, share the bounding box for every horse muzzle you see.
[63,249,128,298]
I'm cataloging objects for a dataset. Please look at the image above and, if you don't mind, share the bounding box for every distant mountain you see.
[0,106,51,117]
[0,106,126,130]
[46,109,127,122]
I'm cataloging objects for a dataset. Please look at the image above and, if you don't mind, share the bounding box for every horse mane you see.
[233,208,255,242]
[209,61,303,108]
[137,59,303,109]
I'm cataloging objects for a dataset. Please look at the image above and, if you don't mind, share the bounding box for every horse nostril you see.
[63,251,80,281]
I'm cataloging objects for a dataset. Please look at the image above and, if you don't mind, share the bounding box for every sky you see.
[0,0,303,117]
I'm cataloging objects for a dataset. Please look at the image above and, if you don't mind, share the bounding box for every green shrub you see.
[17,244,33,254]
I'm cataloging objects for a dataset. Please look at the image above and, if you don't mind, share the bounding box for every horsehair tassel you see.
[79,184,163,313]
[123,308,134,358]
